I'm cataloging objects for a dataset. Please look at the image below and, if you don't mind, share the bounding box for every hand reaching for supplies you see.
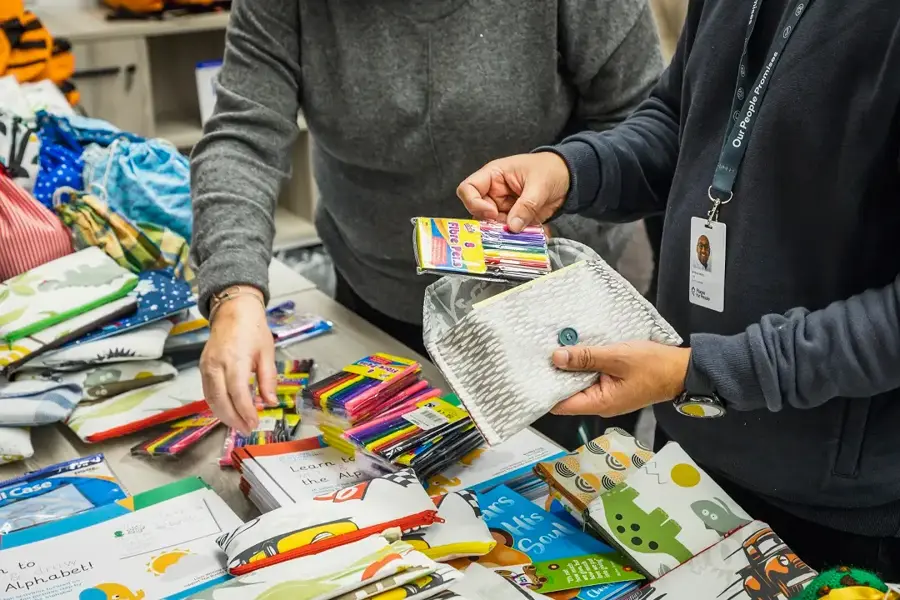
[456,153,571,232]
[550,342,692,417]
[200,291,278,435]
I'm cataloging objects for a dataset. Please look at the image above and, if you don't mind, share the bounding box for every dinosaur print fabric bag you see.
[216,469,438,576]
[65,366,207,442]
[14,360,177,403]
[0,247,138,344]
[586,443,751,578]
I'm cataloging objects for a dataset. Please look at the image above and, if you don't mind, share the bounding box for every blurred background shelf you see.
[36,6,319,253]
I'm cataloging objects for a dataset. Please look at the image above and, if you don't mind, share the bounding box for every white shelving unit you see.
[36,7,320,251]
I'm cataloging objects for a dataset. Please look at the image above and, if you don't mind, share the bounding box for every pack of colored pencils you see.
[300,353,424,430]
[343,394,484,481]
[131,411,221,458]
[219,408,302,467]
[267,302,334,347]
[249,359,314,409]
[412,217,551,281]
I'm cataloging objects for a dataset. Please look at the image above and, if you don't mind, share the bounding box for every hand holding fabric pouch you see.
[402,490,495,562]
[0,246,138,344]
[422,239,682,446]
[216,469,438,576]
[0,378,82,425]
[534,427,654,524]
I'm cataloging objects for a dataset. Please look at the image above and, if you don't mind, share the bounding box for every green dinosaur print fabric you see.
[586,443,751,578]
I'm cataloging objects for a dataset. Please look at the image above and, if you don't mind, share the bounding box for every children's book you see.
[0,477,242,600]
[585,443,752,579]
[476,485,643,596]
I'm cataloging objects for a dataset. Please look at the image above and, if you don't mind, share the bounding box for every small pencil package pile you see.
[249,358,313,409]
[412,217,551,282]
[344,394,483,482]
[131,411,222,458]
[218,408,303,467]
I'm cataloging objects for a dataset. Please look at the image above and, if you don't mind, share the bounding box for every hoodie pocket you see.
[833,399,871,478]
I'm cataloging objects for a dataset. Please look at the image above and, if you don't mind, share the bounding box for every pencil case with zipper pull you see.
[216,468,438,576]
[422,238,682,447]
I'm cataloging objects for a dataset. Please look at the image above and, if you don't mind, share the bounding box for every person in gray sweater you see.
[191,0,663,446]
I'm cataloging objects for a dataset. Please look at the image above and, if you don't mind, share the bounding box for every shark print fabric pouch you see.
[14,360,177,403]
[0,379,83,426]
[585,443,752,578]
[0,246,138,344]
[217,469,438,576]
[65,366,207,442]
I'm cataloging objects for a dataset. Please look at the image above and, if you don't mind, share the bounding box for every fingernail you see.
[552,350,569,367]
[509,217,525,232]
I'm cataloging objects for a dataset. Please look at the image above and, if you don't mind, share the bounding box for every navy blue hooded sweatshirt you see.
[550,0,900,536]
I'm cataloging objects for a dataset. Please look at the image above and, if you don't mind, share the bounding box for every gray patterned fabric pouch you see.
[423,239,682,446]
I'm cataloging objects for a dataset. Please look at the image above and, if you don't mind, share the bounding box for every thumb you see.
[255,338,279,407]
[552,345,628,376]
[506,188,545,233]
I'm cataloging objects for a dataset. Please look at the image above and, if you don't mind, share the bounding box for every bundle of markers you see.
[219,408,301,467]
[249,358,313,409]
[344,394,484,482]
[131,411,222,458]
[412,217,551,282]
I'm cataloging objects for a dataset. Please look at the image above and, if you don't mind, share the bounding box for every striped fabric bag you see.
[0,168,72,280]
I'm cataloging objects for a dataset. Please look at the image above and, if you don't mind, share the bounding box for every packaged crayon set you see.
[249,358,314,409]
[218,408,303,467]
[266,301,334,347]
[412,217,551,281]
[130,410,222,458]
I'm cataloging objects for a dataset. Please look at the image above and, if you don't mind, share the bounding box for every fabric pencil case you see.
[216,469,438,575]
[0,296,136,377]
[65,366,207,442]
[14,360,178,403]
[423,238,682,447]
[534,427,654,524]
[0,379,82,426]
[0,427,32,465]
[403,489,495,562]
[0,246,138,344]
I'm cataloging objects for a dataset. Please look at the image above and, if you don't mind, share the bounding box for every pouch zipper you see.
[229,509,438,576]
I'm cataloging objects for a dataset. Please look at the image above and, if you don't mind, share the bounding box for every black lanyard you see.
[709,0,813,217]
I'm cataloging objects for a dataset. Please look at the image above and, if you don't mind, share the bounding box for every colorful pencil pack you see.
[412,217,551,282]
[301,353,424,429]
[130,410,222,458]
[266,301,334,347]
[218,408,304,467]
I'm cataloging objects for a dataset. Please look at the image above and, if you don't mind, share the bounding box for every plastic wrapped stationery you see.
[423,238,682,446]
[131,410,222,458]
[0,454,127,535]
[267,300,334,346]
[412,217,551,282]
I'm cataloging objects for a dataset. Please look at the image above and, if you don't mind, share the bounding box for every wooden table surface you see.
[0,262,442,521]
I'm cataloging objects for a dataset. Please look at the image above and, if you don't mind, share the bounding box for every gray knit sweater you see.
[191,0,663,321]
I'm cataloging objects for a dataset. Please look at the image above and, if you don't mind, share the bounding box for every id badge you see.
[688,217,726,312]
